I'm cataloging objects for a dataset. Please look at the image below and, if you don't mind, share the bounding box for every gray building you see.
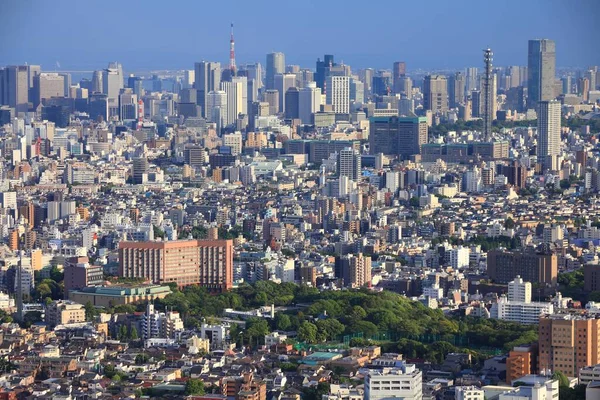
[194,61,221,118]
[537,100,561,171]
[527,39,556,108]
[369,116,428,159]
[423,75,448,113]
[266,52,285,90]
[448,72,465,108]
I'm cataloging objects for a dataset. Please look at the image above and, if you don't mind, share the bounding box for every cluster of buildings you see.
[0,33,599,399]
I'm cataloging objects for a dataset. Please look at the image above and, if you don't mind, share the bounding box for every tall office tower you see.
[423,75,448,113]
[132,157,149,184]
[128,76,144,98]
[119,239,233,292]
[221,77,246,126]
[398,97,414,116]
[392,61,406,93]
[372,73,392,96]
[527,39,556,108]
[539,314,600,377]
[448,72,465,108]
[274,73,296,113]
[284,87,300,119]
[466,67,478,94]
[89,93,109,121]
[299,82,322,124]
[108,62,124,87]
[471,90,481,117]
[206,90,227,129]
[350,78,364,103]
[102,68,121,104]
[266,52,285,90]
[183,70,195,89]
[326,75,350,114]
[578,77,590,101]
[507,66,521,89]
[228,23,236,76]
[58,73,71,97]
[483,49,494,140]
[0,65,29,114]
[561,76,572,95]
[537,100,561,171]
[194,61,221,118]
[315,54,335,90]
[585,69,597,91]
[245,63,263,89]
[337,147,361,180]
[395,76,412,99]
[32,73,65,108]
[362,68,374,97]
[369,116,428,159]
[263,89,280,115]
[91,70,103,93]
[118,90,138,120]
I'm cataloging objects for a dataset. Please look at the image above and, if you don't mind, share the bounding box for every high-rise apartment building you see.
[195,61,221,118]
[423,75,448,113]
[266,52,285,90]
[466,67,478,94]
[527,39,556,108]
[508,276,532,303]
[539,313,600,377]
[369,116,428,159]
[337,147,361,181]
[325,75,350,114]
[119,239,233,292]
[536,100,561,171]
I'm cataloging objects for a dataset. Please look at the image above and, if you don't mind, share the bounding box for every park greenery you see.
[125,281,540,364]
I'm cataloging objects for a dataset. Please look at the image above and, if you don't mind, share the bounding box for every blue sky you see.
[1,0,599,72]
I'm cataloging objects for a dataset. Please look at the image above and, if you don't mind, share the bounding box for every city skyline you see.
[1,0,599,72]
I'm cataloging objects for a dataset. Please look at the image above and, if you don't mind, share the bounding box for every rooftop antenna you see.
[229,23,236,76]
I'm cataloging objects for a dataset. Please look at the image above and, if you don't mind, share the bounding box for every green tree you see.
[85,301,97,321]
[504,217,515,229]
[185,379,205,396]
[297,321,319,343]
[275,313,292,331]
[130,326,139,340]
[552,371,570,388]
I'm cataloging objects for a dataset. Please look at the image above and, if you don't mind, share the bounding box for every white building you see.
[206,90,227,128]
[498,375,558,400]
[326,76,350,114]
[298,82,322,124]
[536,100,561,171]
[274,73,296,113]
[448,247,470,269]
[276,259,295,283]
[200,323,227,349]
[508,276,531,303]
[455,386,484,400]
[579,363,600,385]
[490,295,554,324]
[423,283,444,300]
[221,79,245,126]
[223,132,243,155]
[141,303,184,340]
[265,331,288,348]
[364,364,423,400]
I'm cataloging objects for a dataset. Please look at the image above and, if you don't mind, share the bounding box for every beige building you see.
[539,313,600,377]
[423,75,448,113]
[45,300,85,327]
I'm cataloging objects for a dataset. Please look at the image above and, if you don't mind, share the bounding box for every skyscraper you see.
[326,75,350,114]
[337,147,361,180]
[527,39,556,108]
[245,63,263,89]
[284,87,300,120]
[483,48,494,140]
[274,73,296,113]
[536,100,561,171]
[266,52,285,90]
[448,72,465,108]
[392,61,406,93]
[195,61,221,118]
[423,75,448,113]
[466,67,478,94]
[221,77,246,126]
[32,73,65,108]
[102,68,121,104]
[0,65,29,114]
[298,82,321,124]
[206,90,227,129]
[315,54,335,90]
[263,89,280,115]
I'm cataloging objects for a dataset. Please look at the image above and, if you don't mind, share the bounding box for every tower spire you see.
[229,23,236,76]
